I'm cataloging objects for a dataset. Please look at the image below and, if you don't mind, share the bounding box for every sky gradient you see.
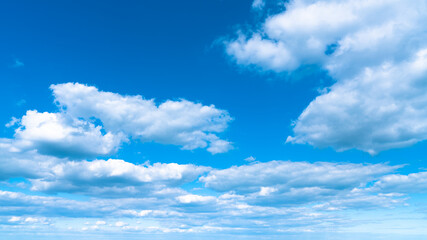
[1,0,427,239]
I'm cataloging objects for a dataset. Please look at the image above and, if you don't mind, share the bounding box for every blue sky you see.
[1,0,427,239]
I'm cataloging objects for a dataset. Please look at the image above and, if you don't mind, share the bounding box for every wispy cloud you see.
[10,59,24,68]
[251,0,265,10]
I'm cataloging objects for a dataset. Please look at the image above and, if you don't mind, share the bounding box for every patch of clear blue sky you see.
[1,0,426,173]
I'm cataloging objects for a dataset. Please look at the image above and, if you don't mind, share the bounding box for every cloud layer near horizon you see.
[1,143,425,235]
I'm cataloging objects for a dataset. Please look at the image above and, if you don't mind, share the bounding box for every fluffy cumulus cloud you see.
[0,139,58,180]
[7,83,232,158]
[226,0,427,154]
[287,49,427,154]
[227,0,427,76]
[50,83,233,154]
[12,110,123,158]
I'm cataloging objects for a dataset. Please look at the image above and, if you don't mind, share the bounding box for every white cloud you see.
[244,156,256,162]
[258,186,278,196]
[120,209,182,218]
[0,139,407,228]
[287,49,427,154]
[226,0,427,153]
[3,139,187,201]
[49,82,233,154]
[24,217,39,223]
[115,221,128,227]
[30,159,210,196]
[252,0,265,10]
[373,171,427,193]
[13,110,123,158]
[206,138,234,154]
[227,34,298,72]
[201,161,396,193]
[201,160,398,205]
[7,83,233,158]
[0,139,58,180]
[0,190,103,217]
[228,0,427,77]
[5,117,19,128]
[0,160,419,236]
[8,216,21,222]
[5,216,50,226]
[313,191,405,211]
[176,194,216,204]
[0,189,183,219]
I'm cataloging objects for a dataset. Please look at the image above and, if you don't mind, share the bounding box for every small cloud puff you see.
[252,0,265,10]
[10,59,24,68]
